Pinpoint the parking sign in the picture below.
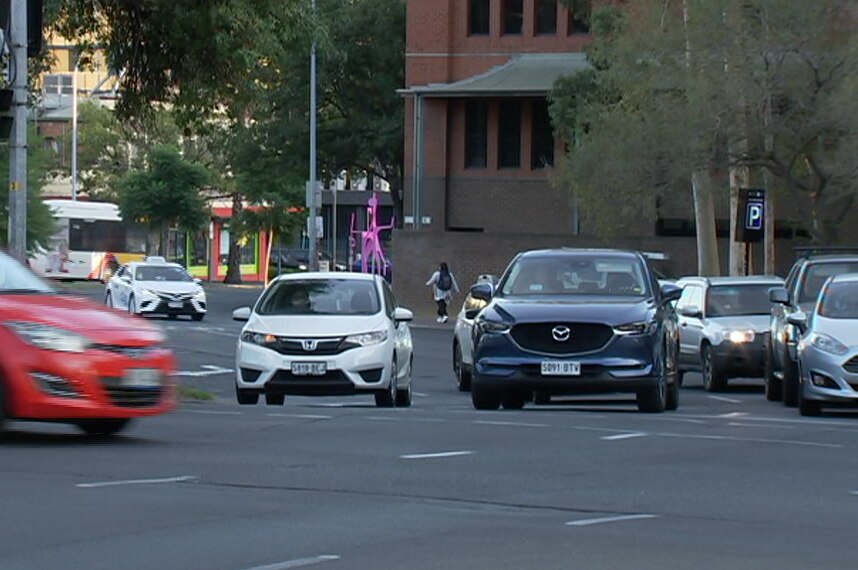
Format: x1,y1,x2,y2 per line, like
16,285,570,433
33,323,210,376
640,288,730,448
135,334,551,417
735,188,765,243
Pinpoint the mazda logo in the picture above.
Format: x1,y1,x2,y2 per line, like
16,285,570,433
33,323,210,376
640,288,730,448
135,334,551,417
301,340,319,352
552,326,571,342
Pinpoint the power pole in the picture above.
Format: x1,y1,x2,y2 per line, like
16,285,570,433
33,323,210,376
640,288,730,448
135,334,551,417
7,0,27,261
306,0,320,271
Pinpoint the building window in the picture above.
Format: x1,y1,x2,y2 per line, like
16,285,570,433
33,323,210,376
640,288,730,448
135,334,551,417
535,0,557,35
568,9,591,35
469,0,490,35
498,100,522,169
44,74,73,95
465,100,488,169
532,100,555,169
502,0,523,35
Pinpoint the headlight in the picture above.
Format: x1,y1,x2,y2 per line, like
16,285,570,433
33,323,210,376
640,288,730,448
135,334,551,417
477,320,511,334
722,330,755,344
193,289,206,300
614,321,655,335
241,331,277,346
345,330,388,346
464,296,488,312
811,334,848,356
6,322,91,353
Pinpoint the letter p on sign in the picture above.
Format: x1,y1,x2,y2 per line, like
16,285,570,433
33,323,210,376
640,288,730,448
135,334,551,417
746,203,763,231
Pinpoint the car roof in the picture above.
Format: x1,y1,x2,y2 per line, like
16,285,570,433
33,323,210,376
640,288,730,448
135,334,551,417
129,261,184,269
518,248,643,259
678,275,784,287
828,272,858,284
798,254,858,264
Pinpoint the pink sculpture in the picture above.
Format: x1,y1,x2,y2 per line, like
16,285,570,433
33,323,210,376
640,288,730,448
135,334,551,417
350,193,394,278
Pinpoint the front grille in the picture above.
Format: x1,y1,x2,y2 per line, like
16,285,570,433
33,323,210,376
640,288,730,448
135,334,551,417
510,323,614,355
270,337,359,356
100,377,163,408
267,369,355,396
153,300,195,313
92,344,156,359
844,356,858,374
156,292,193,302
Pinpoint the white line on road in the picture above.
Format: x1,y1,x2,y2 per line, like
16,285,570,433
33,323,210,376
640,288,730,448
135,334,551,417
729,422,795,429
77,475,197,489
709,396,743,404
180,410,242,416
601,432,647,441
413,392,429,397
267,413,332,420
658,432,841,448
718,411,748,417
242,555,341,570
174,366,234,377
473,420,548,428
566,514,659,527
400,450,474,460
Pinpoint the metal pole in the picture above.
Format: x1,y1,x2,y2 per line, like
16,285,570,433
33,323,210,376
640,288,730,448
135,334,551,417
71,58,79,201
332,182,337,270
307,0,319,271
8,0,28,261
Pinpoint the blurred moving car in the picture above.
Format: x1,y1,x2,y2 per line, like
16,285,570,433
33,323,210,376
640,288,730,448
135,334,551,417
269,248,347,273
233,272,414,407
468,249,682,413
675,276,784,391
105,256,207,321
789,273,858,416
767,250,858,406
452,274,497,392
0,251,177,436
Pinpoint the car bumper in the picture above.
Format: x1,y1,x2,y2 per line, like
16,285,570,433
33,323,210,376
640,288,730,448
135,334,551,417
711,339,766,378
236,340,394,396
138,295,207,315
799,346,858,405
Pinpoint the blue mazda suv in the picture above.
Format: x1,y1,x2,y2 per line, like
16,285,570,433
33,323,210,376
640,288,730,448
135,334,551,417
468,249,683,412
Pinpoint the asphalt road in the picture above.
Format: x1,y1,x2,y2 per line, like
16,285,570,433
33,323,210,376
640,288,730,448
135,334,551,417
2,282,858,569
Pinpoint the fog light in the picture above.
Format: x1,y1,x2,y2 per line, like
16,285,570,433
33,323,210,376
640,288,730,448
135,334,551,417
811,373,839,389
30,372,81,398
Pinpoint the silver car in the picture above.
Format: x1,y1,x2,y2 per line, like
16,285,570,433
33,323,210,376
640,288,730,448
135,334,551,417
452,274,497,391
676,276,784,391
790,273,858,416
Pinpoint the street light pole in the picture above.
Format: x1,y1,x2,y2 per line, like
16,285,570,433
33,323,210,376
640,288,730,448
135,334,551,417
7,0,28,261
307,0,319,272
71,56,80,201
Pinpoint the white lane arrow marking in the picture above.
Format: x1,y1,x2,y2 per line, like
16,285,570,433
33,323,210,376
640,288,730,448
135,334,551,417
601,432,647,441
400,450,474,460
242,555,341,570
566,514,659,527
77,475,197,489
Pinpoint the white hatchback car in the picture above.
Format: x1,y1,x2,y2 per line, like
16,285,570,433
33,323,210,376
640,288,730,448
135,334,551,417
233,272,414,407
106,257,207,320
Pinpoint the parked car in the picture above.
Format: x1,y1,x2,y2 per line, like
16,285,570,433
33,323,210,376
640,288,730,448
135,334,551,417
269,248,347,274
675,276,784,391
788,273,858,416
468,248,683,413
105,256,207,321
767,250,858,406
0,250,177,436
233,272,414,407
452,274,498,392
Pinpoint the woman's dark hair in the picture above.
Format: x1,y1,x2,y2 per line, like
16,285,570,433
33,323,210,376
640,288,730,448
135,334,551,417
440,262,449,272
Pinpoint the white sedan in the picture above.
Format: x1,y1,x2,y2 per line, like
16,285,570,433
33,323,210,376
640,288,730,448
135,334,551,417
452,274,496,391
105,257,207,320
233,272,414,408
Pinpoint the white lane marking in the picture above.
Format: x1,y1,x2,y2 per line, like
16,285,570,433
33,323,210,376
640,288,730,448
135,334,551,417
566,514,659,527
267,413,332,420
850,491,858,496
473,420,548,428
639,416,707,424
718,411,748,417
709,396,743,404
729,422,795,429
601,432,647,441
174,366,234,377
180,410,242,416
400,450,474,460
658,432,841,449
242,554,341,570
78,475,197,489
413,392,429,397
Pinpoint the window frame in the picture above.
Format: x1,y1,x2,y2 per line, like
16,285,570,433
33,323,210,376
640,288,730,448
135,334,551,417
465,99,489,169
468,0,491,36
534,0,557,35
502,0,524,35
498,100,522,169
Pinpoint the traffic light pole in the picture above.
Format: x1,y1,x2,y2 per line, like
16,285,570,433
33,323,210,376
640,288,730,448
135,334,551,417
7,0,27,261
307,0,319,272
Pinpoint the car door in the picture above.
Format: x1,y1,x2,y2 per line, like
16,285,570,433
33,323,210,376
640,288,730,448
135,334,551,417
112,265,131,309
382,281,412,382
771,264,800,370
677,284,705,368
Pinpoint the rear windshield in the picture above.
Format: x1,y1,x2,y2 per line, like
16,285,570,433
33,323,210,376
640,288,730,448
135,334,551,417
706,284,777,317
819,282,858,319
799,262,858,304
256,279,380,316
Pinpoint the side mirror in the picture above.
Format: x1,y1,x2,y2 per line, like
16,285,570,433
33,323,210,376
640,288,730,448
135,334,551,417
680,305,702,319
393,307,413,322
470,282,494,303
770,287,790,305
787,311,808,331
661,283,683,303
232,307,252,322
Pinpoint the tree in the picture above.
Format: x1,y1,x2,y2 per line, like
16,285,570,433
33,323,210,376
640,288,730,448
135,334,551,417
117,146,210,256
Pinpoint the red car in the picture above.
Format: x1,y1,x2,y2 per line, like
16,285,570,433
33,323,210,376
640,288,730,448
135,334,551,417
0,251,177,436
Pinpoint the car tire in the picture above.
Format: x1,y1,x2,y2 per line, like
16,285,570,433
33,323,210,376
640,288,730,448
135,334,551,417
105,292,113,308
76,418,131,437
702,345,727,392
395,357,413,408
192,313,205,322
471,378,501,410
764,339,783,402
265,393,285,406
533,392,551,405
236,387,259,405
128,295,136,316
375,357,397,408
666,376,680,411
637,375,667,413
501,392,526,410
453,342,471,392
782,347,799,407
677,370,684,388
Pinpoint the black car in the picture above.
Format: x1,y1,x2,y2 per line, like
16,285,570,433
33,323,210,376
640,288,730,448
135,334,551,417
468,248,683,412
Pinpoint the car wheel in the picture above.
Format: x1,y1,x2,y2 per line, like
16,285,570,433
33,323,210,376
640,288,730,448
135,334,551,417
702,345,727,392
533,392,551,405
265,393,285,406
236,387,259,405
471,377,501,410
128,295,137,315
192,313,205,322
782,347,799,407
666,376,680,411
76,418,131,437
375,357,397,408
453,342,471,392
637,375,666,413
395,357,413,408
501,392,526,410
105,292,113,308
764,339,782,402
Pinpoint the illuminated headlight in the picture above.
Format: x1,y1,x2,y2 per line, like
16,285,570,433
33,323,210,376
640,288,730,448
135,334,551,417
298,264,308,271
241,331,277,346
477,320,511,334
345,330,388,346
464,297,488,312
722,330,755,344
6,321,90,353
614,321,655,335
811,334,848,356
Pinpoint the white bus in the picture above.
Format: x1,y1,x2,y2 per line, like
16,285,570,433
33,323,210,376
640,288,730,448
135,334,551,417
30,200,148,281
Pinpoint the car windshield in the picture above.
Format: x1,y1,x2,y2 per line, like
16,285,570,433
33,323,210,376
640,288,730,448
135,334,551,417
705,284,775,317
818,282,858,319
799,261,858,304
499,255,648,297
0,252,55,294
135,265,194,282
256,279,380,315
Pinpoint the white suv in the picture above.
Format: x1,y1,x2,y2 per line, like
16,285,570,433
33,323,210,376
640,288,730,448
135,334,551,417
233,272,414,407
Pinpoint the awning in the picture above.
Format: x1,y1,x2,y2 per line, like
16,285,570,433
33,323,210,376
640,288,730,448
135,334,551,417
399,52,590,98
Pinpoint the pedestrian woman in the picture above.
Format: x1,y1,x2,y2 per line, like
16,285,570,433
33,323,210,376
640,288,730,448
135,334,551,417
426,262,459,323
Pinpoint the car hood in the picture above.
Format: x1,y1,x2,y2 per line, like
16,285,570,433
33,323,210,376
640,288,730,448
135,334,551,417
0,294,165,344
705,315,770,333
488,296,654,326
247,313,389,337
812,316,858,347
136,281,202,294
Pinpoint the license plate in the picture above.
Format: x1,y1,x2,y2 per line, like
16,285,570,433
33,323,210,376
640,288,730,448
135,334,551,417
541,361,581,376
291,362,327,376
168,301,183,308
123,368,162,387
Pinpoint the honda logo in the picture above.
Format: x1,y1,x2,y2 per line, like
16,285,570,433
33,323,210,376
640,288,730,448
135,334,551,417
552,326,571,342
301,339,319,352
